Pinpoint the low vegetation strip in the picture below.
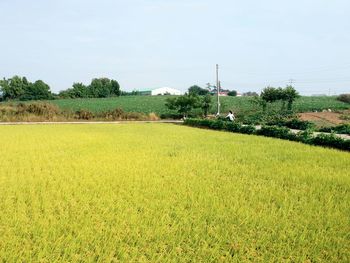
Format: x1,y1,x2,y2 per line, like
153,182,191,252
0,102,159,122
0,124,349,261
2,95,348,115
184,118,350,151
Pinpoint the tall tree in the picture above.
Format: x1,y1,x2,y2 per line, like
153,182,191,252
111,80,121,96
0,76,26,100
283,86,300,110
166,94,200,117
260,86,300,111
200,94,212,117
188,85,209,96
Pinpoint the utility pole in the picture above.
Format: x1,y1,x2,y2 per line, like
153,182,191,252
216,64,220,115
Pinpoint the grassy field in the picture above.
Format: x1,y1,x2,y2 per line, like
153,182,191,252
16,95,348,115
0,124,349,262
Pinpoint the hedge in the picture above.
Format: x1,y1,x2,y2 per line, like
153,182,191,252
183,118,350,152
267,118,315,130
318,123,350,135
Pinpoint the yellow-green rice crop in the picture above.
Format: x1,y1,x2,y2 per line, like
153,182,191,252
0,124,349,262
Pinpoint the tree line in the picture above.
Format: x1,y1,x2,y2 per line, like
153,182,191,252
0,76,52,101
166,85,300,117
256,86,300,111
59,78,120,99
0,75,121,101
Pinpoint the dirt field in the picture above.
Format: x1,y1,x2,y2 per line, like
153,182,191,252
299,110,350,127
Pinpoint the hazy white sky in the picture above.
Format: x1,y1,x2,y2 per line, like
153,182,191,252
1,0,349,95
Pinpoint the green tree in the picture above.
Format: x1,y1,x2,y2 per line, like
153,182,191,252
21,80,52,100
283,86,300,110
58,78,121,99
71,83,88,98
260,86,300,111
260,87,281,103
188,85,209,96
88,78,120,98
0,76,27,100
227,90,237,96
200,94,212,117
111,80,121,96
0,76,53,100
165,94,200,117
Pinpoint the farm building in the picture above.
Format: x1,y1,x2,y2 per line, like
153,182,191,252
139,87,183,96
210,88,230,96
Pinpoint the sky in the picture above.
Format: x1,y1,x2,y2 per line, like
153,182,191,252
0,0,349,95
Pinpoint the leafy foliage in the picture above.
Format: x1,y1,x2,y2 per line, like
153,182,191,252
166,94,213,117
188,85,209,96
200,94,212,117
227,90,237,96
165,94,200,117
267,118,315,130
184,118,350,151
59,78,121,99
0,76,52,101
318,123,350,135
260,86,300,111
337,94,350,103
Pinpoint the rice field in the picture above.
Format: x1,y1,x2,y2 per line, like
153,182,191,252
0,123,349,262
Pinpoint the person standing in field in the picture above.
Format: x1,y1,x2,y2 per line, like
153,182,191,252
226,110,235,121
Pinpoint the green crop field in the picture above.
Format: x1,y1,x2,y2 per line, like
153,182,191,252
0,124,349,262
20,95,349,115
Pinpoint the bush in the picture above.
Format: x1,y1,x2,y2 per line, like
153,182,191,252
239,125,256,134
124,112,146,120
284,119,315,130
318,124,350,135
183,118,350,152
101,108,124,120
148,112,159,121
209,120,225,130
257,126,295,140
267,118,315,130
296,130,314,144
317,126,333,133
333,124,350,135
198,119,212,127
184,118,255,134
227,90,237,96
337,94,350,103
310,134,350,151
160,113,185,119
226,122,242,132
75,109,94,120
15,102,60,117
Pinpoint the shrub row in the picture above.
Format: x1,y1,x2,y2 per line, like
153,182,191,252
184,118,256,134
70,108,159,121
0,103,159,121
318,123,350,135
184,118,350,151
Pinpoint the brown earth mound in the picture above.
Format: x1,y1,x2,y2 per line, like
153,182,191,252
299,110,350,126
